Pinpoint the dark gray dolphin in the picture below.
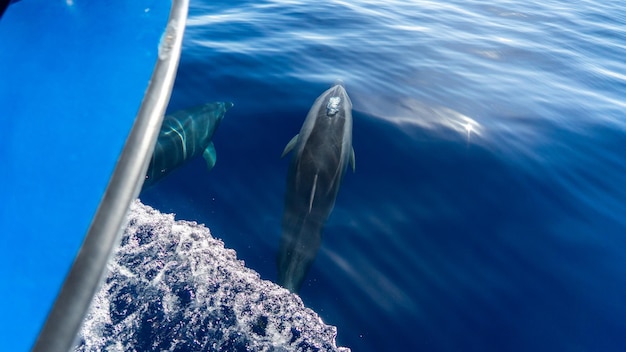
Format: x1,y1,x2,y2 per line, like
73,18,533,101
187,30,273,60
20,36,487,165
277,82,355,293
143,101,233,189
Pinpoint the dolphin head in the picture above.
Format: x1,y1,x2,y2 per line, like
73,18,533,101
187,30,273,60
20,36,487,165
322,83,351,119
193,101,233,139
199,101,233,121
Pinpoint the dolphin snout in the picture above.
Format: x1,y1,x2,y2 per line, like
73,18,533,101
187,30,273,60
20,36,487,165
333,79,345,88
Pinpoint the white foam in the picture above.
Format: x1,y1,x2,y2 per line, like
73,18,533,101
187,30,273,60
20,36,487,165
76,199,349,351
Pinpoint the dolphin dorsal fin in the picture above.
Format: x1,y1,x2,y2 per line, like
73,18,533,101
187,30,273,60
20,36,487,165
350,147,356,172
281,134,299,158
203,142,217,171
309,173,318,213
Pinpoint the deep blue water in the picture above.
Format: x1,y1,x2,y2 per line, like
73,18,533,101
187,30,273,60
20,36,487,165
141,0,626,351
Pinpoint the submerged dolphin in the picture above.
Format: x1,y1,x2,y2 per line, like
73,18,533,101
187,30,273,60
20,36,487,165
142,101,233,189
277,82,355,293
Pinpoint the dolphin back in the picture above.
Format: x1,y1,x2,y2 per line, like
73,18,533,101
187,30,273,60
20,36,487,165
277,83,353,293
143,101,233,189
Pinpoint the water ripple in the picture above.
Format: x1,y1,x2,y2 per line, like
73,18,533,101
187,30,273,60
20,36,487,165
150,1,626,350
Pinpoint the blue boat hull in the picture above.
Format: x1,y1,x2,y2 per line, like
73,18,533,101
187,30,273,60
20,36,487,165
0,0,187,350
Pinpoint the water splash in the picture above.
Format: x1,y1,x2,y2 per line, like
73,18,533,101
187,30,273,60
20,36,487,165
76,200,349,352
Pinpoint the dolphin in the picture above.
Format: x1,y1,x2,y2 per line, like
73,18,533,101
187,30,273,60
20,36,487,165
277,82,355,293
142,101,233,189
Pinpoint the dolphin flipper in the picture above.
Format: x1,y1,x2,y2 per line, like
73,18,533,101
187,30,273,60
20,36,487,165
203,142,217,171
350,147,356,172
281,134,299,158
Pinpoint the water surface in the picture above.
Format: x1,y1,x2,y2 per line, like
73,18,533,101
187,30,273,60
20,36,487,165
142,0,626,350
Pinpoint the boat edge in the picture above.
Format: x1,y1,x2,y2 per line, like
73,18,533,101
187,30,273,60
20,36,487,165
31,0,189,350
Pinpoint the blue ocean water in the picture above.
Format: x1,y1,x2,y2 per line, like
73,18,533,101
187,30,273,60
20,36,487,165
141,0,626,351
